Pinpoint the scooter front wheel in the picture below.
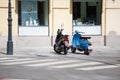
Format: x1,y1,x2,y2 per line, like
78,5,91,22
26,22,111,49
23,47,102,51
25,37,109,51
71,46,76,53
54,44,61,54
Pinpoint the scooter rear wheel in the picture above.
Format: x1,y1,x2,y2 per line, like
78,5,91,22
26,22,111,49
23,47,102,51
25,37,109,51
84,49,89,55
64,46,68,55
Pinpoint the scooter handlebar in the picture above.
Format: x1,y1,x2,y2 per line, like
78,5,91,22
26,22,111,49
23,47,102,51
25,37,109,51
72,32,85,35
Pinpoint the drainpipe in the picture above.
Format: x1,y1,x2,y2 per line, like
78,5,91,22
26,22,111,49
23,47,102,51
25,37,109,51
51,0,54,46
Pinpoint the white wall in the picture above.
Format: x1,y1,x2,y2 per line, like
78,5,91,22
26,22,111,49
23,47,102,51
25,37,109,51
106,0,120,35
106,0,120,48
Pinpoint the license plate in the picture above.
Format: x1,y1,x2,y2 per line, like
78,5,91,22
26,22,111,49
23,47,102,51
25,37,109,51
88,46,92,49
88,46,93,52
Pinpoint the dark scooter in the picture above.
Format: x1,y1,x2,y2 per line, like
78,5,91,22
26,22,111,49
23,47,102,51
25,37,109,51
54,28,69,55
71,30,92,55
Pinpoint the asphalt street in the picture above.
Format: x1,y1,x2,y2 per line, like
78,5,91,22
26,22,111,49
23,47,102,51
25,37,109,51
0,56,120,80
0,46,120,80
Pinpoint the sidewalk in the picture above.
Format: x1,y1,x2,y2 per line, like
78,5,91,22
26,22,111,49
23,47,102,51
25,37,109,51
0,46,120,57
0,46,120,65
0,46,53,57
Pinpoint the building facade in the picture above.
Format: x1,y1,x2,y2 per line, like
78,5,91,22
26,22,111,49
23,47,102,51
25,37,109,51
0,0,120,49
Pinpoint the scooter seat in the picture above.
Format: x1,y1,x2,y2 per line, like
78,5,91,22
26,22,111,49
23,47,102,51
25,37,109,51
81,37,91,39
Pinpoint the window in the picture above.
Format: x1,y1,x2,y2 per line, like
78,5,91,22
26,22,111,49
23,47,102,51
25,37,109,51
18,0,48,26
18,0,49,36
73,0,102,26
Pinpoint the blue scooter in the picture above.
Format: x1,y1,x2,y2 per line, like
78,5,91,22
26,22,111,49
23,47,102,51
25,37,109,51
71,30,92,55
